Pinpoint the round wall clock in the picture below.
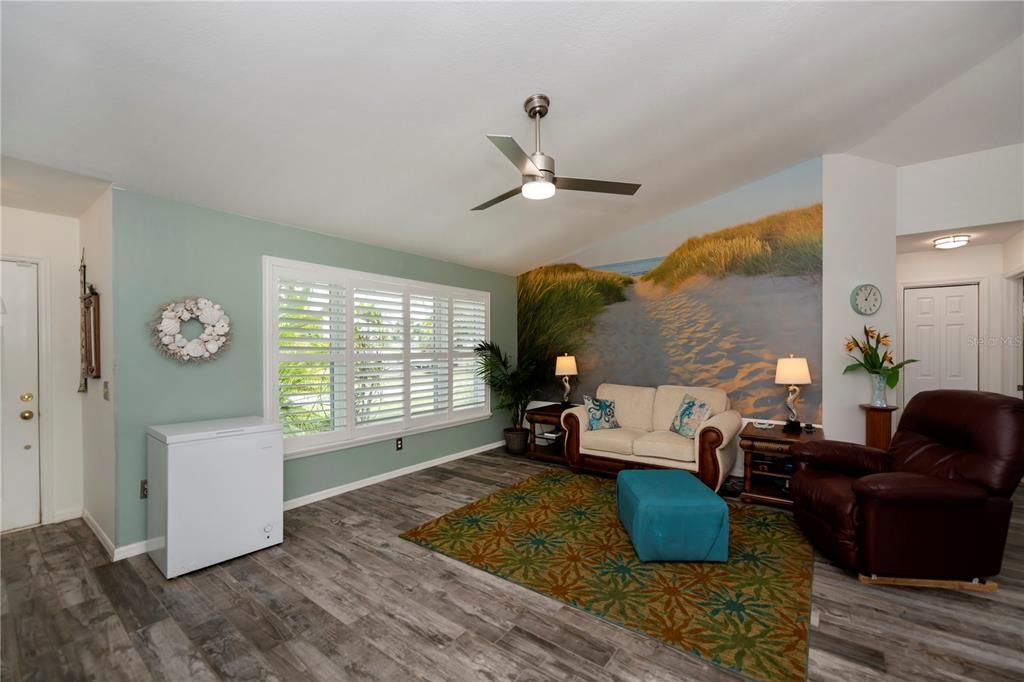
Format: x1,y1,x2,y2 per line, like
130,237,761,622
850,283,882,315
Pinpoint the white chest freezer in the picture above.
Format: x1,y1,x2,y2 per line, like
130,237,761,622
146,416,283,578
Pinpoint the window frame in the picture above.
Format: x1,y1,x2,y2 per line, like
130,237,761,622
262,256,491,460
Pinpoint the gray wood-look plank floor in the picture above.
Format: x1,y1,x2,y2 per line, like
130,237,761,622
2,450,1023,681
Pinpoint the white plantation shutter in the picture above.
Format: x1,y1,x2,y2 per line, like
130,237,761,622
264,258,490,456
353,286,405,428
409,294,450,419
452,299,488,411
276,278,347,436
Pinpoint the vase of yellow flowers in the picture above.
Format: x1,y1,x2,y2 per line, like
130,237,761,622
843,326,917,407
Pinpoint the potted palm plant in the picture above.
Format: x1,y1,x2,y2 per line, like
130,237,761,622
474,341,538,454
843,326,917,407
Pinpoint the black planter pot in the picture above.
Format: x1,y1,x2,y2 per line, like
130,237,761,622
504,427,529,455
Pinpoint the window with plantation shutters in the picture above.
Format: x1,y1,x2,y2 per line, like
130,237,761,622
277,278,347,438
452,299,488,411
409,294,450,418
263,257,490,458
352,286,406,427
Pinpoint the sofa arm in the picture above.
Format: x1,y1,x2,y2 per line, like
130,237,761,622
789,440,890,476
561,405,588,433
853,472,987,504
562,406,588,469
695,410,742,492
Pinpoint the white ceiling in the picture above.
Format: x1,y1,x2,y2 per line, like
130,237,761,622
3,2,1022,275
896,221,1023,254
851,35,1024,166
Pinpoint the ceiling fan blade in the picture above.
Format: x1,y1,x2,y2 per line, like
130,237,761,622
470,187,521,211
555,177,641,195
487,135,542,176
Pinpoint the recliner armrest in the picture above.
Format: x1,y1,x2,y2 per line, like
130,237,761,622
789,440,890,476
853,472,987,504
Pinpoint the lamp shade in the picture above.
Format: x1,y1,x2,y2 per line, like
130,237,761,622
775,356,811,385
555,354,578,376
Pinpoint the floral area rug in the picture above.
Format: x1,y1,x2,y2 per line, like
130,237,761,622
401,469,812,682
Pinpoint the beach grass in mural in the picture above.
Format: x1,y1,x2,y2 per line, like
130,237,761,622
644,204,822,287
517,264,633,389
401,470,813,682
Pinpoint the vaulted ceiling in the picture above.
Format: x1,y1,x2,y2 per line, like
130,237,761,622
3,2,1022,274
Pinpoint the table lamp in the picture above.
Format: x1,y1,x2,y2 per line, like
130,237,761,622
775,355,811,433
555,354,578,406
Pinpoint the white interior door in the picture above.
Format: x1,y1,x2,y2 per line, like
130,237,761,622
1,260,41,532
903,284,979,406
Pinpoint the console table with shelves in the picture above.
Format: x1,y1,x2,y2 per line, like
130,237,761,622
739,422,824,508
525,403,576,464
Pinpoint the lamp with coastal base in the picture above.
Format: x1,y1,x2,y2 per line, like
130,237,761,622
555,354,578,406
775,355,811,434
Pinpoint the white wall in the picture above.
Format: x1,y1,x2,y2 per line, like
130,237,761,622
898,243,1004,281
1004,228,1024,274
79,188,117,548
897,144,1024,236
822,154,898,443
1,206,84,522
1000,229,1024,399
897,243,1010,397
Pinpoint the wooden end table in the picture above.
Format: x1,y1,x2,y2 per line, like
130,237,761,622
525,403,575,464
739,422,824,508
859,404,898,450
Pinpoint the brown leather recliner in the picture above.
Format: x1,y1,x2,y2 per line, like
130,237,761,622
789,390,1024,581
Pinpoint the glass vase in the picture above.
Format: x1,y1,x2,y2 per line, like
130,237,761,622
869,373,888,407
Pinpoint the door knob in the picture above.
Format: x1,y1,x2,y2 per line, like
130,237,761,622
19,410,34,420
19,392,33,402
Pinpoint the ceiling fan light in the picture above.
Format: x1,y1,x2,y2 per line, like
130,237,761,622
522,178,556,201
933,235,970,250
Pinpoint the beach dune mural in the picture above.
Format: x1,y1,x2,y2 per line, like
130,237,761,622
518,159,823,422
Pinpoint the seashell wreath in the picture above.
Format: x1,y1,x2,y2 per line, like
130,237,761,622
152,297,231,362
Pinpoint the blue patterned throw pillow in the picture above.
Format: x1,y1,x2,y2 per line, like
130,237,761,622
670,393,712,438
584,395,620,431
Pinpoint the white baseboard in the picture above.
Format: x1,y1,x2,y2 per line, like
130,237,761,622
98,440,504,562
112,538,157,562
283,440,504,511
81,508,117,561
84,508,154,562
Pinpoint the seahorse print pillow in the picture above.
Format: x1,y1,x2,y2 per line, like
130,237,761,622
670,393,712,438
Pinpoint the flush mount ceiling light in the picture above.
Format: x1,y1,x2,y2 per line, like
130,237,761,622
471,94,641,210
933,235,971,250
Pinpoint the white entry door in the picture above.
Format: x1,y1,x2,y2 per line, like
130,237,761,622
903,284,979,406
1,260,41,531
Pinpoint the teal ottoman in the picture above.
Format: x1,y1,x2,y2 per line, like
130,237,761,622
617,470,728,562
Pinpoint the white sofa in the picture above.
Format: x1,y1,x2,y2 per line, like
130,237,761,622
561,383,742,491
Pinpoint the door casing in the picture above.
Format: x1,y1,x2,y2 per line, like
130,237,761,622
1,255,61,530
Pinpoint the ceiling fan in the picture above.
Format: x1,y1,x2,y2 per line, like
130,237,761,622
471,94,641,211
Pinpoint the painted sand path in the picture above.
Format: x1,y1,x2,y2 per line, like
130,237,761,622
576,275,823,422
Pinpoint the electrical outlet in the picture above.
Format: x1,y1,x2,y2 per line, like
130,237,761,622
103,381,110,401
396,437,403,451
140,479,148,499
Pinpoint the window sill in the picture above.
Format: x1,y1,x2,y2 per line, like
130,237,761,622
282,412,494,461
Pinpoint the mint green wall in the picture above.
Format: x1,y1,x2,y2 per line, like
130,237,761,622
112,190,516,546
